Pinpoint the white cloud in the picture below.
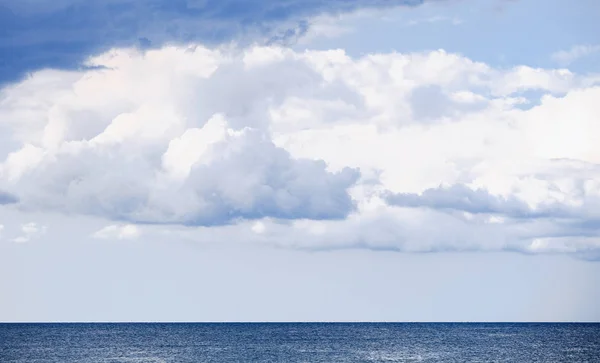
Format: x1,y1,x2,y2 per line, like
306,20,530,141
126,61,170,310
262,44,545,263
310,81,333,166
0,145,45,181
11,222,48,243
161,114,231,180
1,44,600,257
528,237,600,255
0,46,359,225
251,221,267,234
552,44,600,65
93,224,141,240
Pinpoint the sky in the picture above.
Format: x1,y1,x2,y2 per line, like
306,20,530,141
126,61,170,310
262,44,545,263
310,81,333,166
0,0,599,322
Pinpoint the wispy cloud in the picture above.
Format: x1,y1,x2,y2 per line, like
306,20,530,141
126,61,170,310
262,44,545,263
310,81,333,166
93,224,141,240
551,44,600,65
12,222,47,243
406,15,462,26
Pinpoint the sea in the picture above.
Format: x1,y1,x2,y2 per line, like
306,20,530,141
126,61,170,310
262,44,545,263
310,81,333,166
1,323,599,362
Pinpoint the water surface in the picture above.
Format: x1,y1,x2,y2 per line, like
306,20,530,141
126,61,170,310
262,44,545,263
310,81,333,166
1,323,599,362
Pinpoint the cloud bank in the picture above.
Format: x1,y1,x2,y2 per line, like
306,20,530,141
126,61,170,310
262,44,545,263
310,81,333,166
1,42,599,258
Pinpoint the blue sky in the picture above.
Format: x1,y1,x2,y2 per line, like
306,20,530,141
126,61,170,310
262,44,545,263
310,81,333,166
1,0,600,322
300,0,600,70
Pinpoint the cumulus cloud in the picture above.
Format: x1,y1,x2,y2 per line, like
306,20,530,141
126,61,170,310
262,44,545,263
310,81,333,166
93,224,141,240
1,43,600,257
0,47,360,225
0,0,425,84
7,116,359,225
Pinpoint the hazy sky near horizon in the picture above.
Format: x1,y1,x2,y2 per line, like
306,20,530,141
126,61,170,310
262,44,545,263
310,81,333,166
1,0,600,322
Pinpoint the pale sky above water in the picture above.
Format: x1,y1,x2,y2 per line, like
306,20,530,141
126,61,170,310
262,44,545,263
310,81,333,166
1,0,599,322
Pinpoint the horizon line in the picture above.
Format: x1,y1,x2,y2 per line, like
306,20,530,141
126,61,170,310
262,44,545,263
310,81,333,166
2,321,599,324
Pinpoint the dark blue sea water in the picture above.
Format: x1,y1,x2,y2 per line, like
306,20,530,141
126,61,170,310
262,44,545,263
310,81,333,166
1,323,599,362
